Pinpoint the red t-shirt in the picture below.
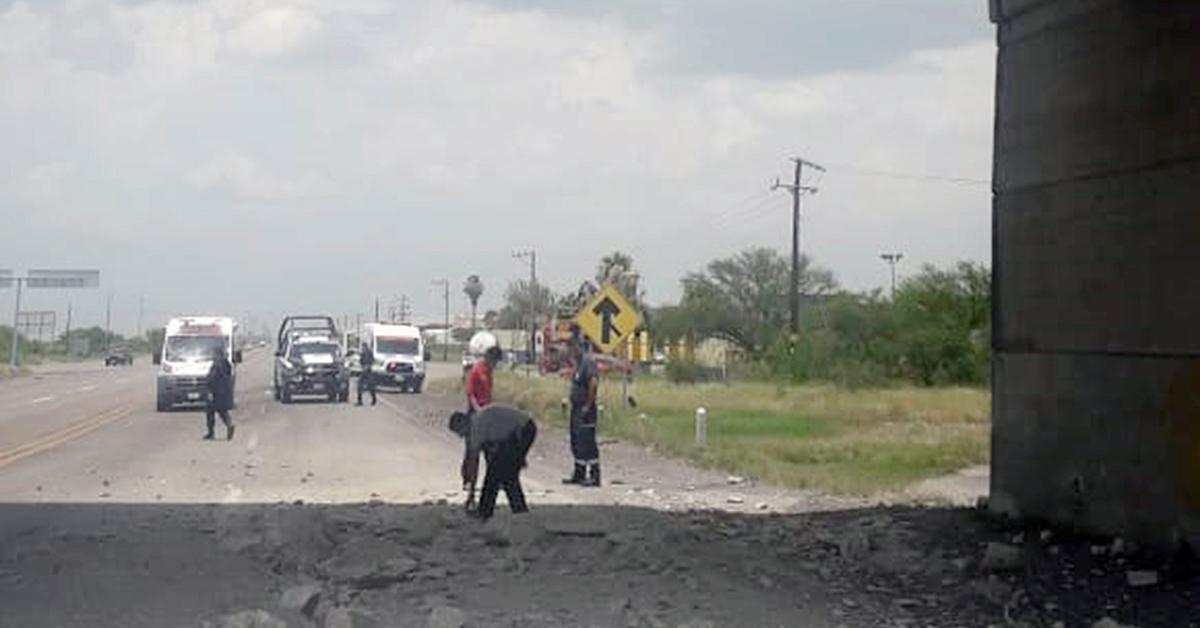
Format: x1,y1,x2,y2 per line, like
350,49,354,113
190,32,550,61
465,361,492,408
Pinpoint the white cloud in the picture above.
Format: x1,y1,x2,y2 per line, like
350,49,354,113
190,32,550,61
188,152,333,201
0,2,51,59
0,0,995,330
224,7,322,58
113,1,328,76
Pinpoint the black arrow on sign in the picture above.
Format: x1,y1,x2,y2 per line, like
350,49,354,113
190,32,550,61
593,297,622,345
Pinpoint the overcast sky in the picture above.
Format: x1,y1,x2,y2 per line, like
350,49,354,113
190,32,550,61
1,0,995,335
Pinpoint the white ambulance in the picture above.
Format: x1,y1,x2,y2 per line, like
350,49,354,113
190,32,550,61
362,323,428,393
154,316,241,411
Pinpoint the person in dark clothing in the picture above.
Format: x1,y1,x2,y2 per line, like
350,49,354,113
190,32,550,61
449,403,538,521
563,333,600,487
356,342,376,406
205,347,235,441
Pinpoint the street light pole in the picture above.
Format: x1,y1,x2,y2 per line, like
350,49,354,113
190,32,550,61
432,279,449,361
880,252,904,299
64,302,72,357
513,249,537,375
105,291,113,351
9,278,23,367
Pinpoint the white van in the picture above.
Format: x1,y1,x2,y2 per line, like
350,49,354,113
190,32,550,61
362,323,428,393
154,316,241,411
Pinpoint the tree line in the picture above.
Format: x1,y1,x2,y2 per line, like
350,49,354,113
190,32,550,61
489,247,990,388
0,325,160,362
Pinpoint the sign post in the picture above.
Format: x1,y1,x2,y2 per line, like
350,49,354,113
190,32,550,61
574,284,643,408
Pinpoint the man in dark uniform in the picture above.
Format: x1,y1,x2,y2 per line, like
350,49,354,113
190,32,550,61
449,404,538,521
205,347,235,441
563,332,600,487
356,341,376,406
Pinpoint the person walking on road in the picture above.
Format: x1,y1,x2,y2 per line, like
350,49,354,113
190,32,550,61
204,347,235,441
356,342,376,406
563,332,601,487
449,403,538,521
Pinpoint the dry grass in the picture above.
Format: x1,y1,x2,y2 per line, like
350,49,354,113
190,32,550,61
0,365,32,380
430,374,991,495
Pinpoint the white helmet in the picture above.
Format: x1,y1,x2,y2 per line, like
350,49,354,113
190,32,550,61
468,331,498,356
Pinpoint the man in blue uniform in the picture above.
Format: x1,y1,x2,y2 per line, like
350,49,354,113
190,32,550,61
562,332,600,487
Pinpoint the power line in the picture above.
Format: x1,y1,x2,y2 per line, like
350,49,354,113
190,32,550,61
623,189,777,250
823,163,989,186
708,194,779,231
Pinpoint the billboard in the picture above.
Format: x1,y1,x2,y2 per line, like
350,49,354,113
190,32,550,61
26,269,100,289
0,269,12,289
16,311,56,340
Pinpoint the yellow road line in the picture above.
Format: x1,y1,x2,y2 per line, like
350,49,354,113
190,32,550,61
0,405,133,469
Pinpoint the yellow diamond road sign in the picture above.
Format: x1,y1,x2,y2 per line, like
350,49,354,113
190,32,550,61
574,284,642,354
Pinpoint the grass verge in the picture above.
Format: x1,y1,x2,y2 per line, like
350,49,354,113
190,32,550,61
434,373,991,496
0,365,32,380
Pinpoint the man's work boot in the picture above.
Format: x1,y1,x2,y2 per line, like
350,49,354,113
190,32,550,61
226,424,235,441
562,463,586,485
582,463,601,488
203,432,215,441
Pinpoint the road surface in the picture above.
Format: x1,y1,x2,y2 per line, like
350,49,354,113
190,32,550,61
0,352,1193,628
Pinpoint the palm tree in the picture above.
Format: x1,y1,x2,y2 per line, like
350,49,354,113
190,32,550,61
463,275,484,332
595,250,642,309
595,251,634,287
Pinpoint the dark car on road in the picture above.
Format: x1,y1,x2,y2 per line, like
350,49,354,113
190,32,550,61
104,345,133,367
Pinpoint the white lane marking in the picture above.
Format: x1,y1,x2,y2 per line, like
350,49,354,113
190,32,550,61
31,396,54,404
79,385,96,392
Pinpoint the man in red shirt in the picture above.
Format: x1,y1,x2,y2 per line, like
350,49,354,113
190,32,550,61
465,345,502,412
461,345,503,511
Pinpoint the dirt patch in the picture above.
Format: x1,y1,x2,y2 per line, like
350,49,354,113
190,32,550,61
7,502,1194,628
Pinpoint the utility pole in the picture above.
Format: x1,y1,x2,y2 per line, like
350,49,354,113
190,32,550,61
773,158,823,339
513,249,537,374
880,252,904,299
431,280,449,360
374,298,380,323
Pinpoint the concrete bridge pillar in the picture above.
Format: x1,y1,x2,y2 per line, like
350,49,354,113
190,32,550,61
990,0,1200,546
